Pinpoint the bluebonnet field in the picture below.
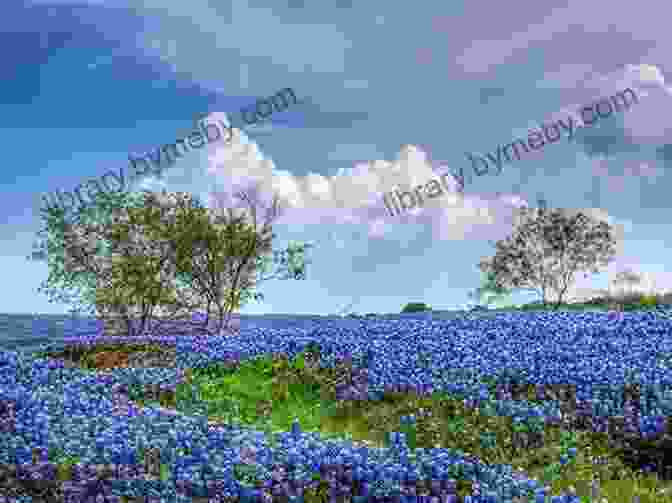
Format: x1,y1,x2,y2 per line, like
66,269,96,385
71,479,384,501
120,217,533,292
2,309,672,502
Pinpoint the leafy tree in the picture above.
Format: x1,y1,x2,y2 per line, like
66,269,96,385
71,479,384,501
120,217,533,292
105,186,314,336
29,184,316,337
34,190,213,337
478,206,617,309
62,189,290,337
89,191,218,338
166,184,316,334
137,189,269,335
401,302,431,313
26,189,153,317
92,253,187,338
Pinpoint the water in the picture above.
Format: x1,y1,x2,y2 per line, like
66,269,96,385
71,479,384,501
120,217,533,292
0,313,99,356
0,312,354,357
0,310,488,358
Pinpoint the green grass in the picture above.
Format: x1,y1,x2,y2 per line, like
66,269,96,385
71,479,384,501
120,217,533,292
34,342,672,502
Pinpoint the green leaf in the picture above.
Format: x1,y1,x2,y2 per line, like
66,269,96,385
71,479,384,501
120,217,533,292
293,354,306,371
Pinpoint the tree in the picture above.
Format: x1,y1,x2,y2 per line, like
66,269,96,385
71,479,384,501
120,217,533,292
26,189,152,317
92,252,189,338
86,191,222,338
198,183,316,333
47,184,316,337
468,270,514,309
139,189,271,335
59,189,261,337
42,190,208,337
478,206,617,309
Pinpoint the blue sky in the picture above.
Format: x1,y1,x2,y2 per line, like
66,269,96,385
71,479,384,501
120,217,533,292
4,0,672,316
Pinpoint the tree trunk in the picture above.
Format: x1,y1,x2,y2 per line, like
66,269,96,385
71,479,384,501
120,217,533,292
96,303,145,338
99,311,128,338
97,301,242,338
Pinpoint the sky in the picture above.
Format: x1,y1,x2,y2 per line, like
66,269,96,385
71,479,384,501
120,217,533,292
3,0,672,316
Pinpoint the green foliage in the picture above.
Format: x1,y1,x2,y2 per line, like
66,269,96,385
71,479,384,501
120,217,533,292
29,187,316,328
112,192,264,319
191,361,241,381
94,255,181,308
159,197,262,307
92,234,187,335
401,302,431,313
27,189,151,316
185,350,329,435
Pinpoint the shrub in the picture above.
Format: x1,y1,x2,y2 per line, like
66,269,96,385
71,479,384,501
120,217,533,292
401,302,431,313
640,295,659,308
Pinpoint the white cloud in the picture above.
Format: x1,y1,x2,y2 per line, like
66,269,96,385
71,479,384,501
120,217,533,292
130,109,631,253
201,127,532,243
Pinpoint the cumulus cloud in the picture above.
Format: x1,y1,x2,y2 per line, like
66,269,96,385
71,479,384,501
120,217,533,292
127,106,630,289
130,105,630,258
202,128,533,244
